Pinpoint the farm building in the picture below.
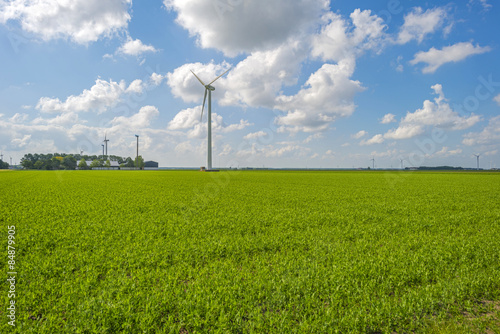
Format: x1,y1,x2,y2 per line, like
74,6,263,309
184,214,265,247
144,161,159,169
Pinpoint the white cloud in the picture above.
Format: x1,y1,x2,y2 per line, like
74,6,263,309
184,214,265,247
360,134,384,145
32,112,80,126
9,113,29,123
167,62,231,104
164,0,328,56
275,58,365,133
244,131,267,140
384,124,424,140
494,94,500,106
311,9,387,62
410,42,491,74
35,76,164,114
352,130,367,139
383,84,481,140
396,7,449,44
168,107,202,131
117,37,158,56
434,146,463,157
463,116,500,146
0,0,132,44
111,106,160,128
11,134,31,148
303,133,323,144
322,149,335,159
221,42,307,108
469,0,492,11
168,106,251,139
380,113,396,124
150,73,166,86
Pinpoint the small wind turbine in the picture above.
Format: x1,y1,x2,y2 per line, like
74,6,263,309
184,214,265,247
371,157,375,169
190,67,230,170
135,135,139,159
473,154,480,170
103,134,109,159
400,159,404,169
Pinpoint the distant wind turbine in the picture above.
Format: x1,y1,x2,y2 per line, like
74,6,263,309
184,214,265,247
190,67,230,170
103,134,110,158
473,154,480,170
400,159,404,169
371,157,375,169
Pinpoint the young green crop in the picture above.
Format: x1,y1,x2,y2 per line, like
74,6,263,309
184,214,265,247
1,170,499,333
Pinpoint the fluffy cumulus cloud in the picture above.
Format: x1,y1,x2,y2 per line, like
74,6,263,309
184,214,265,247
396,7,449,44
352,130,367,139
360,134,384,146
111,105,159,128
410,42,491,73
494,94,500,106
0,0,132,44
311,9,387,62
168,106,251,139
164,0,329,56
117,37,158,56
463,116,500,146
165,5,461,137
220,42,307,108
167,62,231,104
434,146,463,157
375,84,481,143
380,113,396,124
36,73,164,114
275,59,365,133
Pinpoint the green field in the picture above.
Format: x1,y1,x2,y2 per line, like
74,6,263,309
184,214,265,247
1,170,500,333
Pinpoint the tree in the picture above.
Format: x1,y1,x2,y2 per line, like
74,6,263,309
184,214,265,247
89,159,103,169
124,157,135,168
104,160,111,168
62,155,77,170
0,160,9,169
78,159,89,170
51,157,62,170
34,160,44,170
135,155,145,170
21,159,33,169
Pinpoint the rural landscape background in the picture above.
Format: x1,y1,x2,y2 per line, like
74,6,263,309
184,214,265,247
1,0,500,333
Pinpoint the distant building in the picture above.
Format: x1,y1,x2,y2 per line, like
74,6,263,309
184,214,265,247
144,161,159,169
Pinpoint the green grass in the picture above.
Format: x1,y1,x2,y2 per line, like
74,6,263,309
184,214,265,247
1,170,499,333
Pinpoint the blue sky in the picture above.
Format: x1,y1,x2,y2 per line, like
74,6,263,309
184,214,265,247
0,0,499,168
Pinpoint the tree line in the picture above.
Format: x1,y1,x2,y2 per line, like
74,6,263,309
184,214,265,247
0,160,9,169
20,153,145,170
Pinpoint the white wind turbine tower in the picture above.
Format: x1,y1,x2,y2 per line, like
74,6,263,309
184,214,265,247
190,68,230,171
473,154,480,170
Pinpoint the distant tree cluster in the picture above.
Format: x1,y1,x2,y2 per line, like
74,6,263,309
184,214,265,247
0,159,9,169
20,153,143,170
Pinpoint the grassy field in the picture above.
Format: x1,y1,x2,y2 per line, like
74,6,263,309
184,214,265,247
1,170,499,333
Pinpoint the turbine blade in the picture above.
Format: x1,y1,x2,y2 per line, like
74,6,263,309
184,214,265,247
208,68,231,86
200,88,207,121
190,70,206,86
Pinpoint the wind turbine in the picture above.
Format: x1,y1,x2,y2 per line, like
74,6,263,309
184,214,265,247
371,157,375,169
190,67,230,170
473,154,480,170
103,134,109,159
135,135,139,160
400,159,404,169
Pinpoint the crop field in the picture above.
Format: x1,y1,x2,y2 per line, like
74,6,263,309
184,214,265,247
1,170,500,333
